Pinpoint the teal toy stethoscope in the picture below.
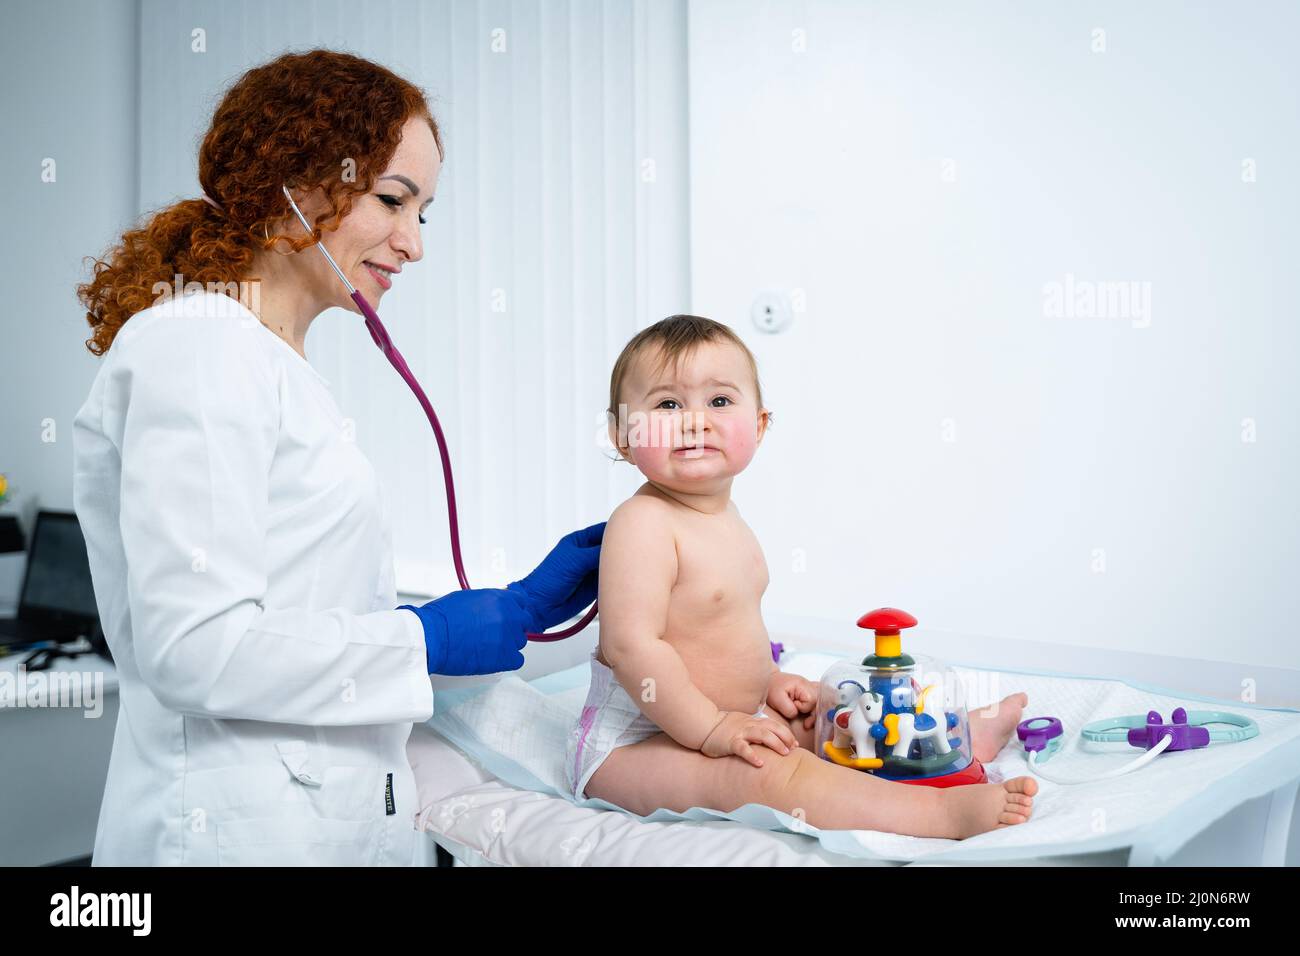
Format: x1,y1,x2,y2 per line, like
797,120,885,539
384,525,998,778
1016,707,1260,784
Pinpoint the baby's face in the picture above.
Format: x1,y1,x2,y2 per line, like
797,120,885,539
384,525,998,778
611,340,769,491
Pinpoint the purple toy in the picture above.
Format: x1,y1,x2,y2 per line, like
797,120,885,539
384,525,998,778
1128,707,1211,752
1016,716,1063,753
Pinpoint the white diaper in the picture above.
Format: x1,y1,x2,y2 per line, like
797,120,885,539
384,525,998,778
563,650,768,800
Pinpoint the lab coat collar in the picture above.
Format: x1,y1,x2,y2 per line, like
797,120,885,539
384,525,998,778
178,290,332,388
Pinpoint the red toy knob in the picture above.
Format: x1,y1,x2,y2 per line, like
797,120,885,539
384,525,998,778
856,607,918,636
857,608,917,662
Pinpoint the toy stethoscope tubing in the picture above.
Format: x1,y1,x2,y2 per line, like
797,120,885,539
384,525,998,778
1027,733,1175,784
280,185,596,642
1018,711,1260,785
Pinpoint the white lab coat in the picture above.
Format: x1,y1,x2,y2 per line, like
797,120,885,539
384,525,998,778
72,290,433,866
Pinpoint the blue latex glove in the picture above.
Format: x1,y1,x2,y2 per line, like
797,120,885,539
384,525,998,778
505,522,605,633
400,589,531,676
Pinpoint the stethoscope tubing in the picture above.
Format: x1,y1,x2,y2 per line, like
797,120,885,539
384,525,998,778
281,186,597,641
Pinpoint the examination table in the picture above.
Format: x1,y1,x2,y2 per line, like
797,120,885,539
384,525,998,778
407,616,1300,867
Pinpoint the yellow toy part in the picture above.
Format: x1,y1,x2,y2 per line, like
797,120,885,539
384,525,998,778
822,742,883,770
915,682,937,715
882,712,899,746
875,632,901,659
0,474,7,498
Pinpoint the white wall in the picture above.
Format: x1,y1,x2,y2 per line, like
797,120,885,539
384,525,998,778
688,0,1299,669
6,1,1295,673
0,0,138,531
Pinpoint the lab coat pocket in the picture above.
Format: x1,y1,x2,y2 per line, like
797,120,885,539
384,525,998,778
216,815,380,866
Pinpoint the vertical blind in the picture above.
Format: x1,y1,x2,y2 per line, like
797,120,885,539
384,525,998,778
137,0,690,595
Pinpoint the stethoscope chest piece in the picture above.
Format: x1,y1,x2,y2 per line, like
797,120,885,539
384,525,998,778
1016,716,1064,763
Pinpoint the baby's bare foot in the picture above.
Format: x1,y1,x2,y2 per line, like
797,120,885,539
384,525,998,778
940,776,1038,839
969,692,1028,763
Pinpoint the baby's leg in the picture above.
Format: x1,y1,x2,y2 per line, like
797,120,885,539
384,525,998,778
586,733,1036,838
969,692,1029,763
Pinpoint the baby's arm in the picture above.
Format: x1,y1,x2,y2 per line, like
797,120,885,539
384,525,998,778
598,497,795,764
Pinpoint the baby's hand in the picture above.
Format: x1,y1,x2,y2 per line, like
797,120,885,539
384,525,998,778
767,672,818,731
700,712,798,767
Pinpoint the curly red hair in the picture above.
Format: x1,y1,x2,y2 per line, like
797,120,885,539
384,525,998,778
77,49,443,356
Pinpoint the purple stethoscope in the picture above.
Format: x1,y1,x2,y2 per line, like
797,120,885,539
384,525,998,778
1015,707,1259,784
280,185,596,642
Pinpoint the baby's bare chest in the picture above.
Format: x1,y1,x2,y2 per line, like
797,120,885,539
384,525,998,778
662,514,772,711
667,518,770,626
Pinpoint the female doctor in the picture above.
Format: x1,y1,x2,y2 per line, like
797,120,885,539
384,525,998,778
71,50,601,866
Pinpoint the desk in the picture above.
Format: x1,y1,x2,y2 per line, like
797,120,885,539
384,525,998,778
0,645,118,866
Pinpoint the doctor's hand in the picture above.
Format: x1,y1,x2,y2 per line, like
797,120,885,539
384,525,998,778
400,589,531,676
505,522,605,632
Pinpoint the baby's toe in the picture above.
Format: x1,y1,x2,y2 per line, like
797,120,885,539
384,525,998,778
1004,798,1033,818
1004,775,1038,797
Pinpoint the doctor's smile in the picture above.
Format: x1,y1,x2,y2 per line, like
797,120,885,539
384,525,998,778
363,260,398,290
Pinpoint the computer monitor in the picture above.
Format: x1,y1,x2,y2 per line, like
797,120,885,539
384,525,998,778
17,511,100,631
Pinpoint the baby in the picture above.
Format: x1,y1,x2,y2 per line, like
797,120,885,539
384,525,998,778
564,315,1038,838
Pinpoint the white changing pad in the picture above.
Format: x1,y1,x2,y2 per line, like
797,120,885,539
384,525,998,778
419,654,1300,864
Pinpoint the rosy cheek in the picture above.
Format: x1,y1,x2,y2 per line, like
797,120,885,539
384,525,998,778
718,419,758,465
628,435,673,476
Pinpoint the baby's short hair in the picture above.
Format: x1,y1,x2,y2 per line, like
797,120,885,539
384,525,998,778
607,314,766,419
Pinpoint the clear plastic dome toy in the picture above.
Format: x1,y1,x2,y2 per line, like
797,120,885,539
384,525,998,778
813,608,987,787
